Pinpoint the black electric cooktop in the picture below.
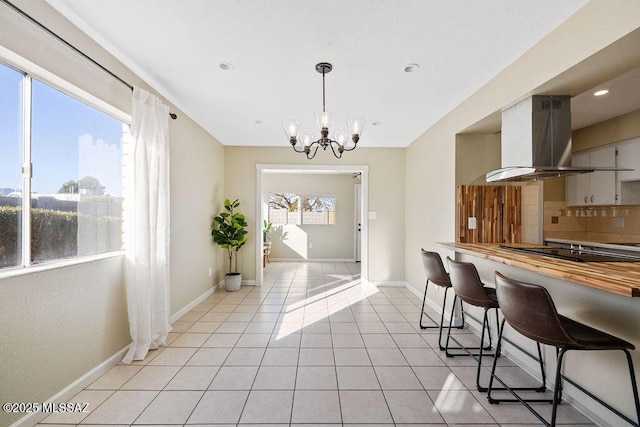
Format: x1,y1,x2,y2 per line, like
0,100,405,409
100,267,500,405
499,245,640,263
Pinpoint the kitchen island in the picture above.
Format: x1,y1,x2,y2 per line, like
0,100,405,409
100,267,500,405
438,242,640,297
436,242,640,426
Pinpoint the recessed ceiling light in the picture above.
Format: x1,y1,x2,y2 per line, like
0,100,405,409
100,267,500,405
593,89,609,97
404,63,420,73
219,62,234,71
372,121,382,126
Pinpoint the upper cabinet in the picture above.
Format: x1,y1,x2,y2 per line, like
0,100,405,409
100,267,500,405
566,137,640,206
617,137,640,182
566,145,616,206
616,137,640,205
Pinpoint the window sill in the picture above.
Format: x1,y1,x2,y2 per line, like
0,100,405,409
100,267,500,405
0,251,125,280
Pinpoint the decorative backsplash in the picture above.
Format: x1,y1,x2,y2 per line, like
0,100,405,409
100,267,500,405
457,185,522,244
544,201,640,243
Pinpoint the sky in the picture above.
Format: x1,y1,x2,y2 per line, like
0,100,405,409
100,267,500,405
0,62,124,198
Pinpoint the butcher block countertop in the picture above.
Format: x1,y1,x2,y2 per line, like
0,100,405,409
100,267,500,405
438,242,640,298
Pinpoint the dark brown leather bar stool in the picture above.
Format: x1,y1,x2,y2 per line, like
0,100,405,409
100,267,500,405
490,272,640,427
446,258,548,393
446,257,499,390
419,249,463,350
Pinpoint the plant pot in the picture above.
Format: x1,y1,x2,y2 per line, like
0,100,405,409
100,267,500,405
225,272,242,292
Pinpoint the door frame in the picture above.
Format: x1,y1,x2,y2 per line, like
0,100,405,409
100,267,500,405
255,164,369,285
354,183,362,262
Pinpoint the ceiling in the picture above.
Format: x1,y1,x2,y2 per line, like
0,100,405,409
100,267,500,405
47,0,590,148
571,65,640,130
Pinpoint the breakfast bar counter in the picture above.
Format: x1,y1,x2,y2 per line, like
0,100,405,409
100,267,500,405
435,242,640,425
437,242,640,297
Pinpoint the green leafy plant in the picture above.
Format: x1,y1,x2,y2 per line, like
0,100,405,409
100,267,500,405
211,199,249,274
0,206,122,268
263,220,273,242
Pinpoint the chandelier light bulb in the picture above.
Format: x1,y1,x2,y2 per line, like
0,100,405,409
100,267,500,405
282,118,301,141
334,129,348,147
348,116,365,137
299,132,312,148
315,111,335,130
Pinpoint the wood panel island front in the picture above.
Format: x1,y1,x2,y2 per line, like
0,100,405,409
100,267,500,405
435,242,640,426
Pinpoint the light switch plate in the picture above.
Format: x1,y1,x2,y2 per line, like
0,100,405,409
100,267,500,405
468,217,477,230
368,211,377,220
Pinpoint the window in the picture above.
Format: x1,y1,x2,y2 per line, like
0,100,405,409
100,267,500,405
269,192,336,225
0,61,126,270
0,64,23,269
269,192,300,225
302,194,336,225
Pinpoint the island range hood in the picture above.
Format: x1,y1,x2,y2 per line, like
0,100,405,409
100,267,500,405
485,95,623,182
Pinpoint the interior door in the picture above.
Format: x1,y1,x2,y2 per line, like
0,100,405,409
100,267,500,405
355,184,362,262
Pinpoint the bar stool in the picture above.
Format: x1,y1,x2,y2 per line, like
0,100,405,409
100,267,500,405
419,249,463,350
446,258,548,393
490,272,640,427
445,257,500,390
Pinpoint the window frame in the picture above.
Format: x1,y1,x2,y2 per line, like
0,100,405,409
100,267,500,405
301,193,336,225
268,192,336,226
0,47,131,278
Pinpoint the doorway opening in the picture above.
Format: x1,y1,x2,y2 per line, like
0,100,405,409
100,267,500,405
255,164,369,285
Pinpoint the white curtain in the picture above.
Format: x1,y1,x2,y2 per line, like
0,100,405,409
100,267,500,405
122,87,171,363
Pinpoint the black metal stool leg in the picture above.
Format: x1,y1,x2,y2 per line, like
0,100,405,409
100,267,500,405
445,297,493,358
420,283,464,351
487,318,550,405
476,308,491,391
624,349,640,426
437,287,450,350
557,348,640,427
495,308,501,357
419,280,433,329
554,347,562,403
551,348,568,427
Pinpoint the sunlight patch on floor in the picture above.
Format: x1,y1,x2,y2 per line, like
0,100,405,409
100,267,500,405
273,274,380,340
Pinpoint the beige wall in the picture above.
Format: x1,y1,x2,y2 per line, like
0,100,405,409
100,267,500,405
574,108,640,152
169,116,226,313
225,147,405,282
407,1,640,422
264,174,356,261
455,133,501,185
0,1,225,425
407,0,640,288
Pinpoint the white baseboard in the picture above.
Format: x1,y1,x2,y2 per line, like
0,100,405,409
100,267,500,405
14,284,223,427
170,282,220,323
269,258,356,263
366,280,408,287
11,346,129,427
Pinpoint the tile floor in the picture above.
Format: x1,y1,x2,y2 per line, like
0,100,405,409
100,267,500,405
39,262,595,426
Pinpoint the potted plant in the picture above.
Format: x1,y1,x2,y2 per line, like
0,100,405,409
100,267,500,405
263,220,273,263
263,219,273,243
211,199,248,291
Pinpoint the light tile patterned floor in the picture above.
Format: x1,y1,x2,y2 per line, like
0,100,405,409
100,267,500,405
39,262,595,426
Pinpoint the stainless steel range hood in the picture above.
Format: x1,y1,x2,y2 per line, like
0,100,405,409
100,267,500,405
485,95,623,182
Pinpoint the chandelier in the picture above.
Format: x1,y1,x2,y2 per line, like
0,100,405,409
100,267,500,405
283,62,365,159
